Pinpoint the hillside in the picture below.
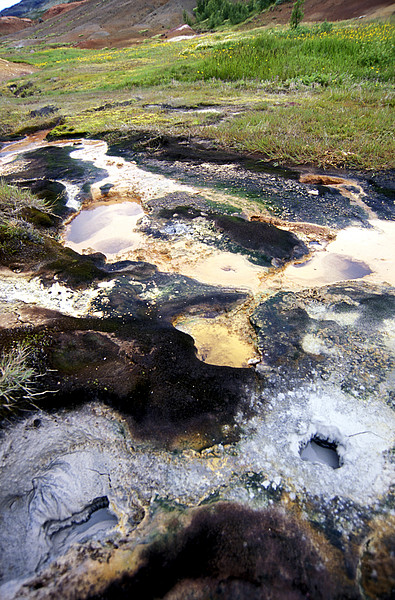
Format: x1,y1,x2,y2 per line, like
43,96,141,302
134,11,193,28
1,0,198,47
247,0,395,26
0,0,84,19
1,0,393,49
0,15,33,34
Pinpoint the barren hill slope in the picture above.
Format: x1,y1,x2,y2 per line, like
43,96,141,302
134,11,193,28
0,0,84,18
2,0,394,48
0,15,33,34
2,0,197,47
248,0,395,26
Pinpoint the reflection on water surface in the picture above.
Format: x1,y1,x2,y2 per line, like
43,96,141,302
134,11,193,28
64,201,145,259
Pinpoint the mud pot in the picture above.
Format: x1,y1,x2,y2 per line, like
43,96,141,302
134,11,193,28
0,133,394,600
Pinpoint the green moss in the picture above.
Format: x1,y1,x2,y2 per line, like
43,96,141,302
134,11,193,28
20,207,56,228
44,253,104,284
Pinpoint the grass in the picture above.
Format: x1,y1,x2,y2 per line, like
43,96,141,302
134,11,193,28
0,180,51,217
202,88,394,168
0,343,37,417
156,22,394,85
0,20,394,169
0,181,53,261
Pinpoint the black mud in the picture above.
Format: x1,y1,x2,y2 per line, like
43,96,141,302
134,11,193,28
90,503,355,600
1,309,256,447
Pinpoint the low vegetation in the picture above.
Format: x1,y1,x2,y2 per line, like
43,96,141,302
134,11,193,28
0,18,394,169
290,0,304,29
0,181,52,259
0,180,50,217
185,0,279,29
0,343,37,417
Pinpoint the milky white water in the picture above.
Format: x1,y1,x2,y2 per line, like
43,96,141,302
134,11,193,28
69,139,196,203
2,135,394,291
269,220,395,289
64,201,146,258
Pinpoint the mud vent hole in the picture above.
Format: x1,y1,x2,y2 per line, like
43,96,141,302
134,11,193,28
50,496,118,555
300,436,341,469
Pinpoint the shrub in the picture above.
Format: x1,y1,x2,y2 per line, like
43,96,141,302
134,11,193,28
290,0,304,29
320,20,333,34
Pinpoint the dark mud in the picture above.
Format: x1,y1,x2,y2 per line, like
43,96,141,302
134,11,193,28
4,146,107,187
143,191,308,267
1,308,256,447
109,136,395,225
89,503,352,600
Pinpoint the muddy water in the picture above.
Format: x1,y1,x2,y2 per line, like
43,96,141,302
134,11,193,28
62,138,395,368
174,304,259,368
63,139,394,289
0,130,52,157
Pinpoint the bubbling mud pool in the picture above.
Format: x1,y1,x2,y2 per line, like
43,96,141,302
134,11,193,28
0,381,394,593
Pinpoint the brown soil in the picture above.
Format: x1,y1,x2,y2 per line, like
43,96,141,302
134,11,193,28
1,0,394,52
247,0,395,27
41,0,89,21
0,57,37,82
0,16,32,35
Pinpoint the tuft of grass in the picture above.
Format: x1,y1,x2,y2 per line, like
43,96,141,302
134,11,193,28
0,180,51,218
201,88,395,168
0,181,55,261
0,343,37,417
